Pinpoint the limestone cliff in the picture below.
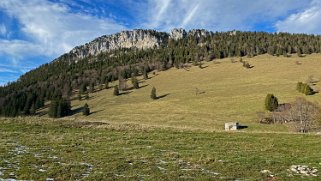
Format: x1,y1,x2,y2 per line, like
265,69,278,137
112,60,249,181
59,28,212,62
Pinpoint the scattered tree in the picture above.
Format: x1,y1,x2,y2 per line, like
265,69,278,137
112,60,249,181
151,87,157,100
289,98,320,133
82,103,90,116
113,86,119,96
131,77,139,89
265,94,278,112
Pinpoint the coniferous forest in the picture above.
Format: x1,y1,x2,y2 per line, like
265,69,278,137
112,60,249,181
1,30,321,117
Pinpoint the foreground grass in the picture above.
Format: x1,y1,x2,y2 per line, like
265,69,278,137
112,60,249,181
1,118,321,180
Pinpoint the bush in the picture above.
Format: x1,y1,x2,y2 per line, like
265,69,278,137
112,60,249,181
113,86,119,96
297,82,314,95
131,77,139,89
83,103,90,116
150,87,157,100
265,94,278,112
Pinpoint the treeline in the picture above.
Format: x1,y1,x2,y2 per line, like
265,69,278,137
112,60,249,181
1,30,321,117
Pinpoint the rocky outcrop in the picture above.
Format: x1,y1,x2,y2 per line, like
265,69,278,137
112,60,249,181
69,29,169,60
59,28,213,62
170,28,187,40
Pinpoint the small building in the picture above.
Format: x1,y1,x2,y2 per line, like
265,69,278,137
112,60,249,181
225,122,239,131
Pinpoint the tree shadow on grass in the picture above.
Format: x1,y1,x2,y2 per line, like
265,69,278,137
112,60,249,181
139,84,149,89
157,93,170,99
91,109,104,114
71,107,83,115
238,125,248,130
119,91,132,95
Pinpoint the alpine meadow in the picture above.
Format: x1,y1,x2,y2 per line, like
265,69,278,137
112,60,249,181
2,0,321,180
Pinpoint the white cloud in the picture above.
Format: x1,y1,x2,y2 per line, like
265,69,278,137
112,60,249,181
0,24,7,37
0,0,126,59
275,0,321,34
143,0,311,31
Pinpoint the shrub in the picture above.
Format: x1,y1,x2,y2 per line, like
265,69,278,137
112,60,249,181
131,77,139,89
83,103,90,116
265,94,278,112
297,82,314,95
113,86,119,96
151,87,157,100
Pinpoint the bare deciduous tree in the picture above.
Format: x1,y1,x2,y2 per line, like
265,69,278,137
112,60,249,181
289,98,320,133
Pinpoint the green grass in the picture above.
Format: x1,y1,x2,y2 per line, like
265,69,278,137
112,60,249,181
1,118,321,180
51,53,321,132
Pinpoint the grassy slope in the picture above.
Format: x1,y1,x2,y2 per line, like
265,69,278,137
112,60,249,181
1,118,321,180
67,54,321,132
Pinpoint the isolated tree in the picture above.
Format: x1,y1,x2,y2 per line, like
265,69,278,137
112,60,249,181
151,87,157,100
289,97,320,133
131,77,139,89
265,94,278,112
83,103,90,116
113,86,119,96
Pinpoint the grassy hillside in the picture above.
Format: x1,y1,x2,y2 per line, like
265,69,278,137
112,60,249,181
1,118,321,180
58,54,321,132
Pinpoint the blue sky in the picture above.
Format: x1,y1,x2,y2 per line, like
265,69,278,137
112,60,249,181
0,0,320,85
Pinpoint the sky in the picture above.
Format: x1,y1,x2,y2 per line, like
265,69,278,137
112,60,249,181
0,0,320,85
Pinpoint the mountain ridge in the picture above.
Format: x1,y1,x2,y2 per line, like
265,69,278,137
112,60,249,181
57,28,214,62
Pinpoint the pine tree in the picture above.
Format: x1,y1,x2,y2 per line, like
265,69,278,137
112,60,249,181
265,94,278,112
151,87,157,100
85,92,89,100
83,103,90,116
113,86,119,96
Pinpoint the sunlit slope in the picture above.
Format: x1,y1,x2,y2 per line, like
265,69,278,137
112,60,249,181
68,54,321,132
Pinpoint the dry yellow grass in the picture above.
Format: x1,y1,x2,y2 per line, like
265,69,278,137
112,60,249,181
60,54,321,132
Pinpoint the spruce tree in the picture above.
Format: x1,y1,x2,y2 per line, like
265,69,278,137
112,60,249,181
151,87,157,100
83,103,90,116
265,94,278,112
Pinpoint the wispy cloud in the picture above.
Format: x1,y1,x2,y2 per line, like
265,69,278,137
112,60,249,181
0,0,126,58
275,0,321,34
142,0,311,31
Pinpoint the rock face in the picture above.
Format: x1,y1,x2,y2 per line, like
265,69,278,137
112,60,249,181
170,28,187,40
69,29,169,60
59,28,213,62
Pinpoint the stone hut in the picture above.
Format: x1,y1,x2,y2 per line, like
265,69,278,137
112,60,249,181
225,122,239,131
